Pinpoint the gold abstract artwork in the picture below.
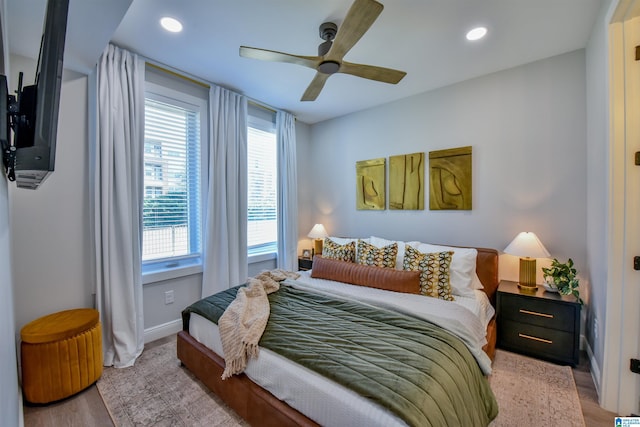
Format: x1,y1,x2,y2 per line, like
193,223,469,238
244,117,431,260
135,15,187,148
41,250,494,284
389,152,424,210
429,146,472,210
356,158,385,210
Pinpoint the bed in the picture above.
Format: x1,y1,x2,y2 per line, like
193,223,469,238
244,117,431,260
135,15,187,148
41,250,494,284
177,239,500,426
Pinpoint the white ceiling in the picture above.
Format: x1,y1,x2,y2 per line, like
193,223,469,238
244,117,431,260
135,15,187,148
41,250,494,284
7,0,601,124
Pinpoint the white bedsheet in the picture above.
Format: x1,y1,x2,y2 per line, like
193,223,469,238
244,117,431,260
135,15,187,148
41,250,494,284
191,313,406,427
188,275,494,427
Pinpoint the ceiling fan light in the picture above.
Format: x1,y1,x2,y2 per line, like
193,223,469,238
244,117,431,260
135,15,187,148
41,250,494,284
160,17,183,33
466,26,487,41
319,61,340,75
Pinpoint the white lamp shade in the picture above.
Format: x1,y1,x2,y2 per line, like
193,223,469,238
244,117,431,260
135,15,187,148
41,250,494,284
307,224,328,239
504,232,550,259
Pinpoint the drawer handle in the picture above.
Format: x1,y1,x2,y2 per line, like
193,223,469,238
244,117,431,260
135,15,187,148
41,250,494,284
519,309,553,319
518,333,553,344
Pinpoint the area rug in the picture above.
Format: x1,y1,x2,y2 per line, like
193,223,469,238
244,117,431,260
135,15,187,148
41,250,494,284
488,350,585,427
97,339,248,426
97,339,585,426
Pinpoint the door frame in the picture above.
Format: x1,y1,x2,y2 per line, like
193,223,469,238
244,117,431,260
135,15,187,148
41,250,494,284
603,0,640,414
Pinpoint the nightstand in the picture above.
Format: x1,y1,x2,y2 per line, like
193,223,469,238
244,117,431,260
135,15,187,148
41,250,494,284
298,257,313,271
497,280,580,366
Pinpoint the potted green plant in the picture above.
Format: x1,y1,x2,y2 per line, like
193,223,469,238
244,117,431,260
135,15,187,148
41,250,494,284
542,258,583,304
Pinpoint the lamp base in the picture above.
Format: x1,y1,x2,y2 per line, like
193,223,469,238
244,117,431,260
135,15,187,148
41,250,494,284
313,239,323,257
517,257,539,294
517,283,539,294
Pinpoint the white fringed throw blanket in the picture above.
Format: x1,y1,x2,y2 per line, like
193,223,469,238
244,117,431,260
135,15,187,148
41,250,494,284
219,269,300,379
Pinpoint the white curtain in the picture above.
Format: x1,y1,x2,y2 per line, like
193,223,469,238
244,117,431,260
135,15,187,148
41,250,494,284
92,44,144,368
276,111,298,271
201,86,248,297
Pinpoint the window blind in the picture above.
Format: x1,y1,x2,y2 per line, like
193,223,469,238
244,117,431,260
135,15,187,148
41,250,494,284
143,97,201,261
247,122,277,253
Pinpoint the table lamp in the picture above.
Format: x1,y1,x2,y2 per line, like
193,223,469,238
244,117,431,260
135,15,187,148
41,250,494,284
504,231,550,293
307,224,328,257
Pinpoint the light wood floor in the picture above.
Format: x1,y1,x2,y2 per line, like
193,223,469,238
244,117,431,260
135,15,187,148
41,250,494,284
23,344,617,427
573,352,618,426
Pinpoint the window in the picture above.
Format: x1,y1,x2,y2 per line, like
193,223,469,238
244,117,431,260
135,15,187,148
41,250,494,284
142,80,206,275
247,106,277,256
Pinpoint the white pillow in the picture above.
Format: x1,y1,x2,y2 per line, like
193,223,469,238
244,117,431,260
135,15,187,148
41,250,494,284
472,272,484,290
327,236,361,245
414,243,478,298
370,236,406,270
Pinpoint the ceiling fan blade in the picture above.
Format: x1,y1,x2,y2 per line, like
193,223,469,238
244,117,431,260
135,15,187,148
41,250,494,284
301,72,331,101
240,46,321,69
326,0,383,61
339,61,406,84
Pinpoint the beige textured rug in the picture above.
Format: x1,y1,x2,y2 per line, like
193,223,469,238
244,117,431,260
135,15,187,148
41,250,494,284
489,350,585,427
97,339,248,426
97,339,585,426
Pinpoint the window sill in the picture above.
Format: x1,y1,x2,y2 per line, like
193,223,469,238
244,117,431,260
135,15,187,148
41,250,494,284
142,263,203,285
248,252,276,264
142,252,276,284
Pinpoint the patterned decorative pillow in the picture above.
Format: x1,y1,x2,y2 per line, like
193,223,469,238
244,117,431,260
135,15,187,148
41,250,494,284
415,243,478,298
322,238,356,262
357,240,398,269
403,245,455,301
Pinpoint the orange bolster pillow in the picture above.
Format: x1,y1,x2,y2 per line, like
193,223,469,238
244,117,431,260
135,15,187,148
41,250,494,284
311,256,421,294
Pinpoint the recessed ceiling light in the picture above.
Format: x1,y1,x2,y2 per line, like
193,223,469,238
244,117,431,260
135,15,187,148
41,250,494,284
466,26,487,41
160,17,183,33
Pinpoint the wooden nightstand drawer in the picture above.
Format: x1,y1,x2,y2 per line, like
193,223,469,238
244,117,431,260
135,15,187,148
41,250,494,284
499,293,576,333
499,320,576,362
298,257,313,271
496,280,581,366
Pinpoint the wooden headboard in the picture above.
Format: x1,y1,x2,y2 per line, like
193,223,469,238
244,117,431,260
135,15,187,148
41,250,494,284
475,247,499,306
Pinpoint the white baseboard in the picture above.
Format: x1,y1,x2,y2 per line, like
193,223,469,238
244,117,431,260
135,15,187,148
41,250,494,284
584,338,602,400
144,319,182,343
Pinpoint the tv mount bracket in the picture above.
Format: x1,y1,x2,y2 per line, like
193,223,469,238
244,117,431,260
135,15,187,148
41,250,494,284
2,72,28,182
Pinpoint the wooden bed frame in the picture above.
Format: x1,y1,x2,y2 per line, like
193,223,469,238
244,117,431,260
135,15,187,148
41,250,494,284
177,247,499,427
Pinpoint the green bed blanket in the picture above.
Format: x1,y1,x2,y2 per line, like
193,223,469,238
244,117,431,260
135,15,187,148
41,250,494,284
182,282,498,427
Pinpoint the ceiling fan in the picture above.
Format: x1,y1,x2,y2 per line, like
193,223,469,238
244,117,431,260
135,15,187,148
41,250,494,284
239,0,406,101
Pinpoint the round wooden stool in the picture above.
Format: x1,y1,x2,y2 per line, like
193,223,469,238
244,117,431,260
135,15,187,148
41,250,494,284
21,308,103,404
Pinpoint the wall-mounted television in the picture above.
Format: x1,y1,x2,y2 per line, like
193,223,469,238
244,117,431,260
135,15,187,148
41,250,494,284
0,0,69,189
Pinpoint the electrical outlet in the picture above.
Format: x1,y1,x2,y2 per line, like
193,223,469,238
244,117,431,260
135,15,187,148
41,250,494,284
164,290,174,305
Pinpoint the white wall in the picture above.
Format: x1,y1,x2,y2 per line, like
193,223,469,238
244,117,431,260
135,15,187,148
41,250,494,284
585,0,615,396
295,121,313,252
142,274,200,330
309,50,587,283
0,134,20,427
0,1,21,424
9,54,93,330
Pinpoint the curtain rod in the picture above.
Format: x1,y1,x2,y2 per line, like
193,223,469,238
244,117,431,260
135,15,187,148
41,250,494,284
144,60,292,118
145,61,210,89
248,100,277,114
